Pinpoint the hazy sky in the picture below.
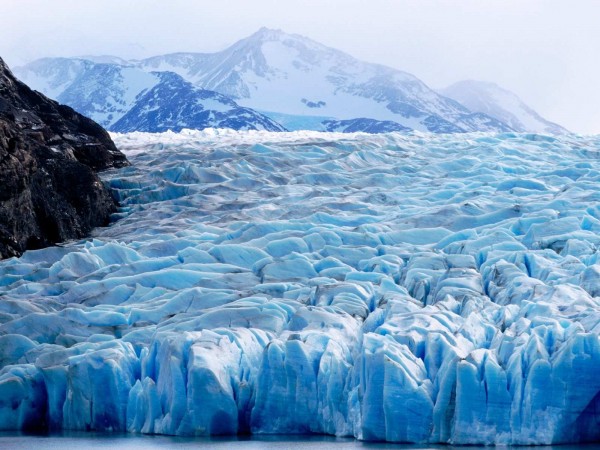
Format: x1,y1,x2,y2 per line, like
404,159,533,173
2,0,599,133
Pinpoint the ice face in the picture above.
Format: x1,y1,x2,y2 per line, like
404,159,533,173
2,129,600,444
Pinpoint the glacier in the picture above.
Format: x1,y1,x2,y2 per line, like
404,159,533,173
2,129,600,444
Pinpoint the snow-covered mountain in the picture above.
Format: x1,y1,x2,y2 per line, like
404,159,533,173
112,72,285,133
15,28,569,135
15,59,285,132
439,80,569,134
137,28,512,133
15,57,90,100
16,28,522,134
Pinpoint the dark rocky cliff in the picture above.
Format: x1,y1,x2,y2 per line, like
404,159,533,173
0,57,128,258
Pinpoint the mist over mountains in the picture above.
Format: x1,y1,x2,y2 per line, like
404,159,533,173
15,28,568,134
440,80,568,135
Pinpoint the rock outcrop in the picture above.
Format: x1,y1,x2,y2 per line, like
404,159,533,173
0,57,128,259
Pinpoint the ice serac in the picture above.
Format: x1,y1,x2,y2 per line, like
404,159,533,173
0,56,128,259
2,129,600,444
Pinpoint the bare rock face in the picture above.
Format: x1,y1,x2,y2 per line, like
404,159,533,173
0,57,128,258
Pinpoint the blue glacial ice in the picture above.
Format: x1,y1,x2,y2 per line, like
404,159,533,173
2,128,600,443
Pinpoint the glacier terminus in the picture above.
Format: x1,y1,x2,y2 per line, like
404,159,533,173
1,129,600,444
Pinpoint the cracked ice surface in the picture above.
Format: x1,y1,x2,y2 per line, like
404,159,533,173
2,129,600,444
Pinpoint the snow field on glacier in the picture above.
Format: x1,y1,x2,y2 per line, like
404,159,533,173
2,129,600,443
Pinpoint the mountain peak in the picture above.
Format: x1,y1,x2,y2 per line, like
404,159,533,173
440,80,569,134
246,27,310,45
254,27,285,38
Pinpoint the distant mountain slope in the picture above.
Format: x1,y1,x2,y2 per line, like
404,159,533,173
18,29,568,134
16,28,521,134
439,80,569,134
137,28,512,133
56,63,160,129
15,57,90,100
112,72,285,133
15,60,285,133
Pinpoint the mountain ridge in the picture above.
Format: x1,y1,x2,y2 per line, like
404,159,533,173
439,79,569,134
14,28,569,134
16,59,286,133
112,71,286,133
135,27,509,133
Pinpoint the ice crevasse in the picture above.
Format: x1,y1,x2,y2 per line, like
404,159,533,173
1,129,600,444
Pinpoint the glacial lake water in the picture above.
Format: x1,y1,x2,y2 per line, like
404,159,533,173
2,433,600,450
